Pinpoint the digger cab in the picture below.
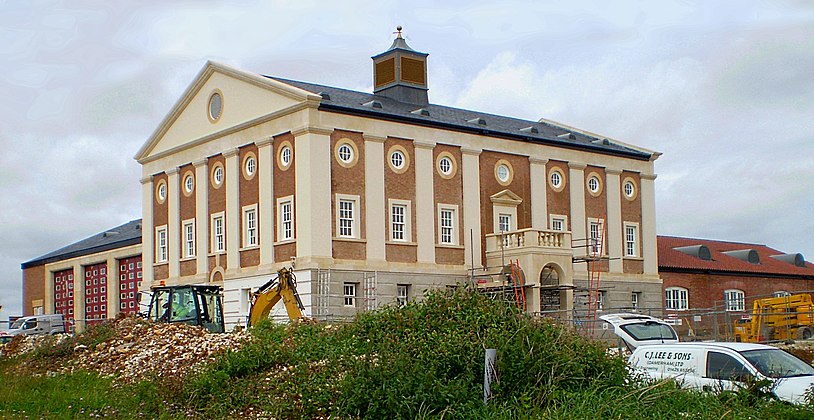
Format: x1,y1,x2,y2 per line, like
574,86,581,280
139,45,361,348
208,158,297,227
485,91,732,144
147,285,225,332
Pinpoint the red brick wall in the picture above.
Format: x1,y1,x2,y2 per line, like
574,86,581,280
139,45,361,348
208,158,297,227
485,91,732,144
239,144,260,268
385,137,417,263
153,172,168,280
208,154,227,271
546,160,570,230
662,271,814,311
478,150,531,266
179,164,196,263
331,130,366,261
621,171,643,274
273,133,296,262
22,265,45,316
434,144,464,265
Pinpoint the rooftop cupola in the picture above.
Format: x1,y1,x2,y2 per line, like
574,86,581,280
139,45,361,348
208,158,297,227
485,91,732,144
372,26,429,105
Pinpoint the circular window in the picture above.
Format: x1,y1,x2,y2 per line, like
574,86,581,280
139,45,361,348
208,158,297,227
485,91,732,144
243,152,257,180
208,91,223,122
334,139,358,168
586,173,602,196
155,180,167,204
623,178,638,200
439,157,452,174
391,150,404,168
183,172,194,196
278,141,293,171
211,163,224,188
549,167,565,192
338,144,353,162
436,152,457,179
494,159,513,186
387,145,410,174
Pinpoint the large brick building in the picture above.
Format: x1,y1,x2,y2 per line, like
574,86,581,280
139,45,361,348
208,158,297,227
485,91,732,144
134,31,662,329
658,235,814,337
20,220,143,332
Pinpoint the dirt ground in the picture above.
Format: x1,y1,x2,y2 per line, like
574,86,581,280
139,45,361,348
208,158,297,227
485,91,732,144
1,315,251,385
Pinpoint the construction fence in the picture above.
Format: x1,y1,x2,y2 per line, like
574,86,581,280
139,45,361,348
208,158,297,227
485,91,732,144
543,290,814,345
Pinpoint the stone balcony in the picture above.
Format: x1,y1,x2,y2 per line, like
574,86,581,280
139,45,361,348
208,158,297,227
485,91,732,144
485,228,571,254
486,228,574,294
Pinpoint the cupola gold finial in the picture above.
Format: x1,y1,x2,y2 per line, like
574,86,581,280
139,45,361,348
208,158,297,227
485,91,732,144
395,25,403,39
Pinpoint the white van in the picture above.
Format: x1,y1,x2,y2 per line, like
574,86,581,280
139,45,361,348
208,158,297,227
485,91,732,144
629,342,814,404
600,313,678,351
7,314,66,337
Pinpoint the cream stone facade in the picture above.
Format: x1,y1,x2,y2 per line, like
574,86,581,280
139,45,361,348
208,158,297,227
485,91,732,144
135,35,662,329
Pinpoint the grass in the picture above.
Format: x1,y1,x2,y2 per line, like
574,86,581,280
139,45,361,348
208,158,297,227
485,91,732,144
3,289,814,419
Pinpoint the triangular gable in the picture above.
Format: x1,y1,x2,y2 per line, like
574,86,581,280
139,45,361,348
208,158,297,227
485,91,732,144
490,189,523,205
135,61,321,163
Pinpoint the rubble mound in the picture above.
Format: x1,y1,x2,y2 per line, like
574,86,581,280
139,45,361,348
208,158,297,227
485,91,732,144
2,315,251,385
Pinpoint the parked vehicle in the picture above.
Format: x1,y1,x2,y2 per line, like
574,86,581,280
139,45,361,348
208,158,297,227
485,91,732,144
734,293,814,343
0,331,12,344
600,313,678,351
7,314,66,337
629,342,814,404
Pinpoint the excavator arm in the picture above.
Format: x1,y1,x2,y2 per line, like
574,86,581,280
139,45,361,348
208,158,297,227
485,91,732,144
247,267,305,327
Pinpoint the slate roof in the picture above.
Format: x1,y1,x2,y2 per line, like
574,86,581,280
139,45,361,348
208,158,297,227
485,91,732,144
266,76,653,161
21,219,142,269
658,235,814,277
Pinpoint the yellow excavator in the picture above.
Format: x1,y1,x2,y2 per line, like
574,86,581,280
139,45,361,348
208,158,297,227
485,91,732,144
247,267,306,327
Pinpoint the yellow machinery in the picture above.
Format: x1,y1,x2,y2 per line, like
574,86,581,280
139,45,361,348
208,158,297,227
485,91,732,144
734,293,814,342
247,267,305,326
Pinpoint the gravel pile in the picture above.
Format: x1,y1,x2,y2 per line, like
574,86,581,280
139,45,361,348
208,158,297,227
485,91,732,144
1,315,251,384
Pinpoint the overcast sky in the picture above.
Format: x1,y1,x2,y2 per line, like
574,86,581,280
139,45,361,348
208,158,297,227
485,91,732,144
2,1,813,320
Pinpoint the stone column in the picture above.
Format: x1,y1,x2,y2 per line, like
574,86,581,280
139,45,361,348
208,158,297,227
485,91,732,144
293,126,333,265
529,157,548,229
167,168,180,279
414,140,436,264
140,176,154,290
364,134,387,263
641,173,658,275
73,263,85,333
225,148,240,271
461,147,482,270
257,137,275,267
193,159,209,279
106,255,118,319
568,162,587,277
606,168,623,273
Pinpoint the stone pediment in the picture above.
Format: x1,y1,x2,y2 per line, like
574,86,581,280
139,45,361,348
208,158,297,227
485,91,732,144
135,61,321,163
490,189,523,206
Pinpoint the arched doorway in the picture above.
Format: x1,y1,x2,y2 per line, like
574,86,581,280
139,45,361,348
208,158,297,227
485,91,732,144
539,263,563,313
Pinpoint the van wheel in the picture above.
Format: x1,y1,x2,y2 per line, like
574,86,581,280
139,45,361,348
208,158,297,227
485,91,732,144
796,327,813,340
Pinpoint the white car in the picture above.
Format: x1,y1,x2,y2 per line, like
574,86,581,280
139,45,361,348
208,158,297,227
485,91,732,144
600,313,678,351
628,342,814,404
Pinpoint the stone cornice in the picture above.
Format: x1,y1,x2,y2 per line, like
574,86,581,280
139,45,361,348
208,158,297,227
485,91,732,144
362,134,387,143
291,125,333,137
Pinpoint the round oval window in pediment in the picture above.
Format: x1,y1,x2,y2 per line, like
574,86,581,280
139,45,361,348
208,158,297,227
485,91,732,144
208,91,223,122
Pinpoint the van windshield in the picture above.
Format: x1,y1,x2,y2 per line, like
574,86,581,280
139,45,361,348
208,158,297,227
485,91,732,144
10,318,27,329
741,349,814,378
620,322,677,341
